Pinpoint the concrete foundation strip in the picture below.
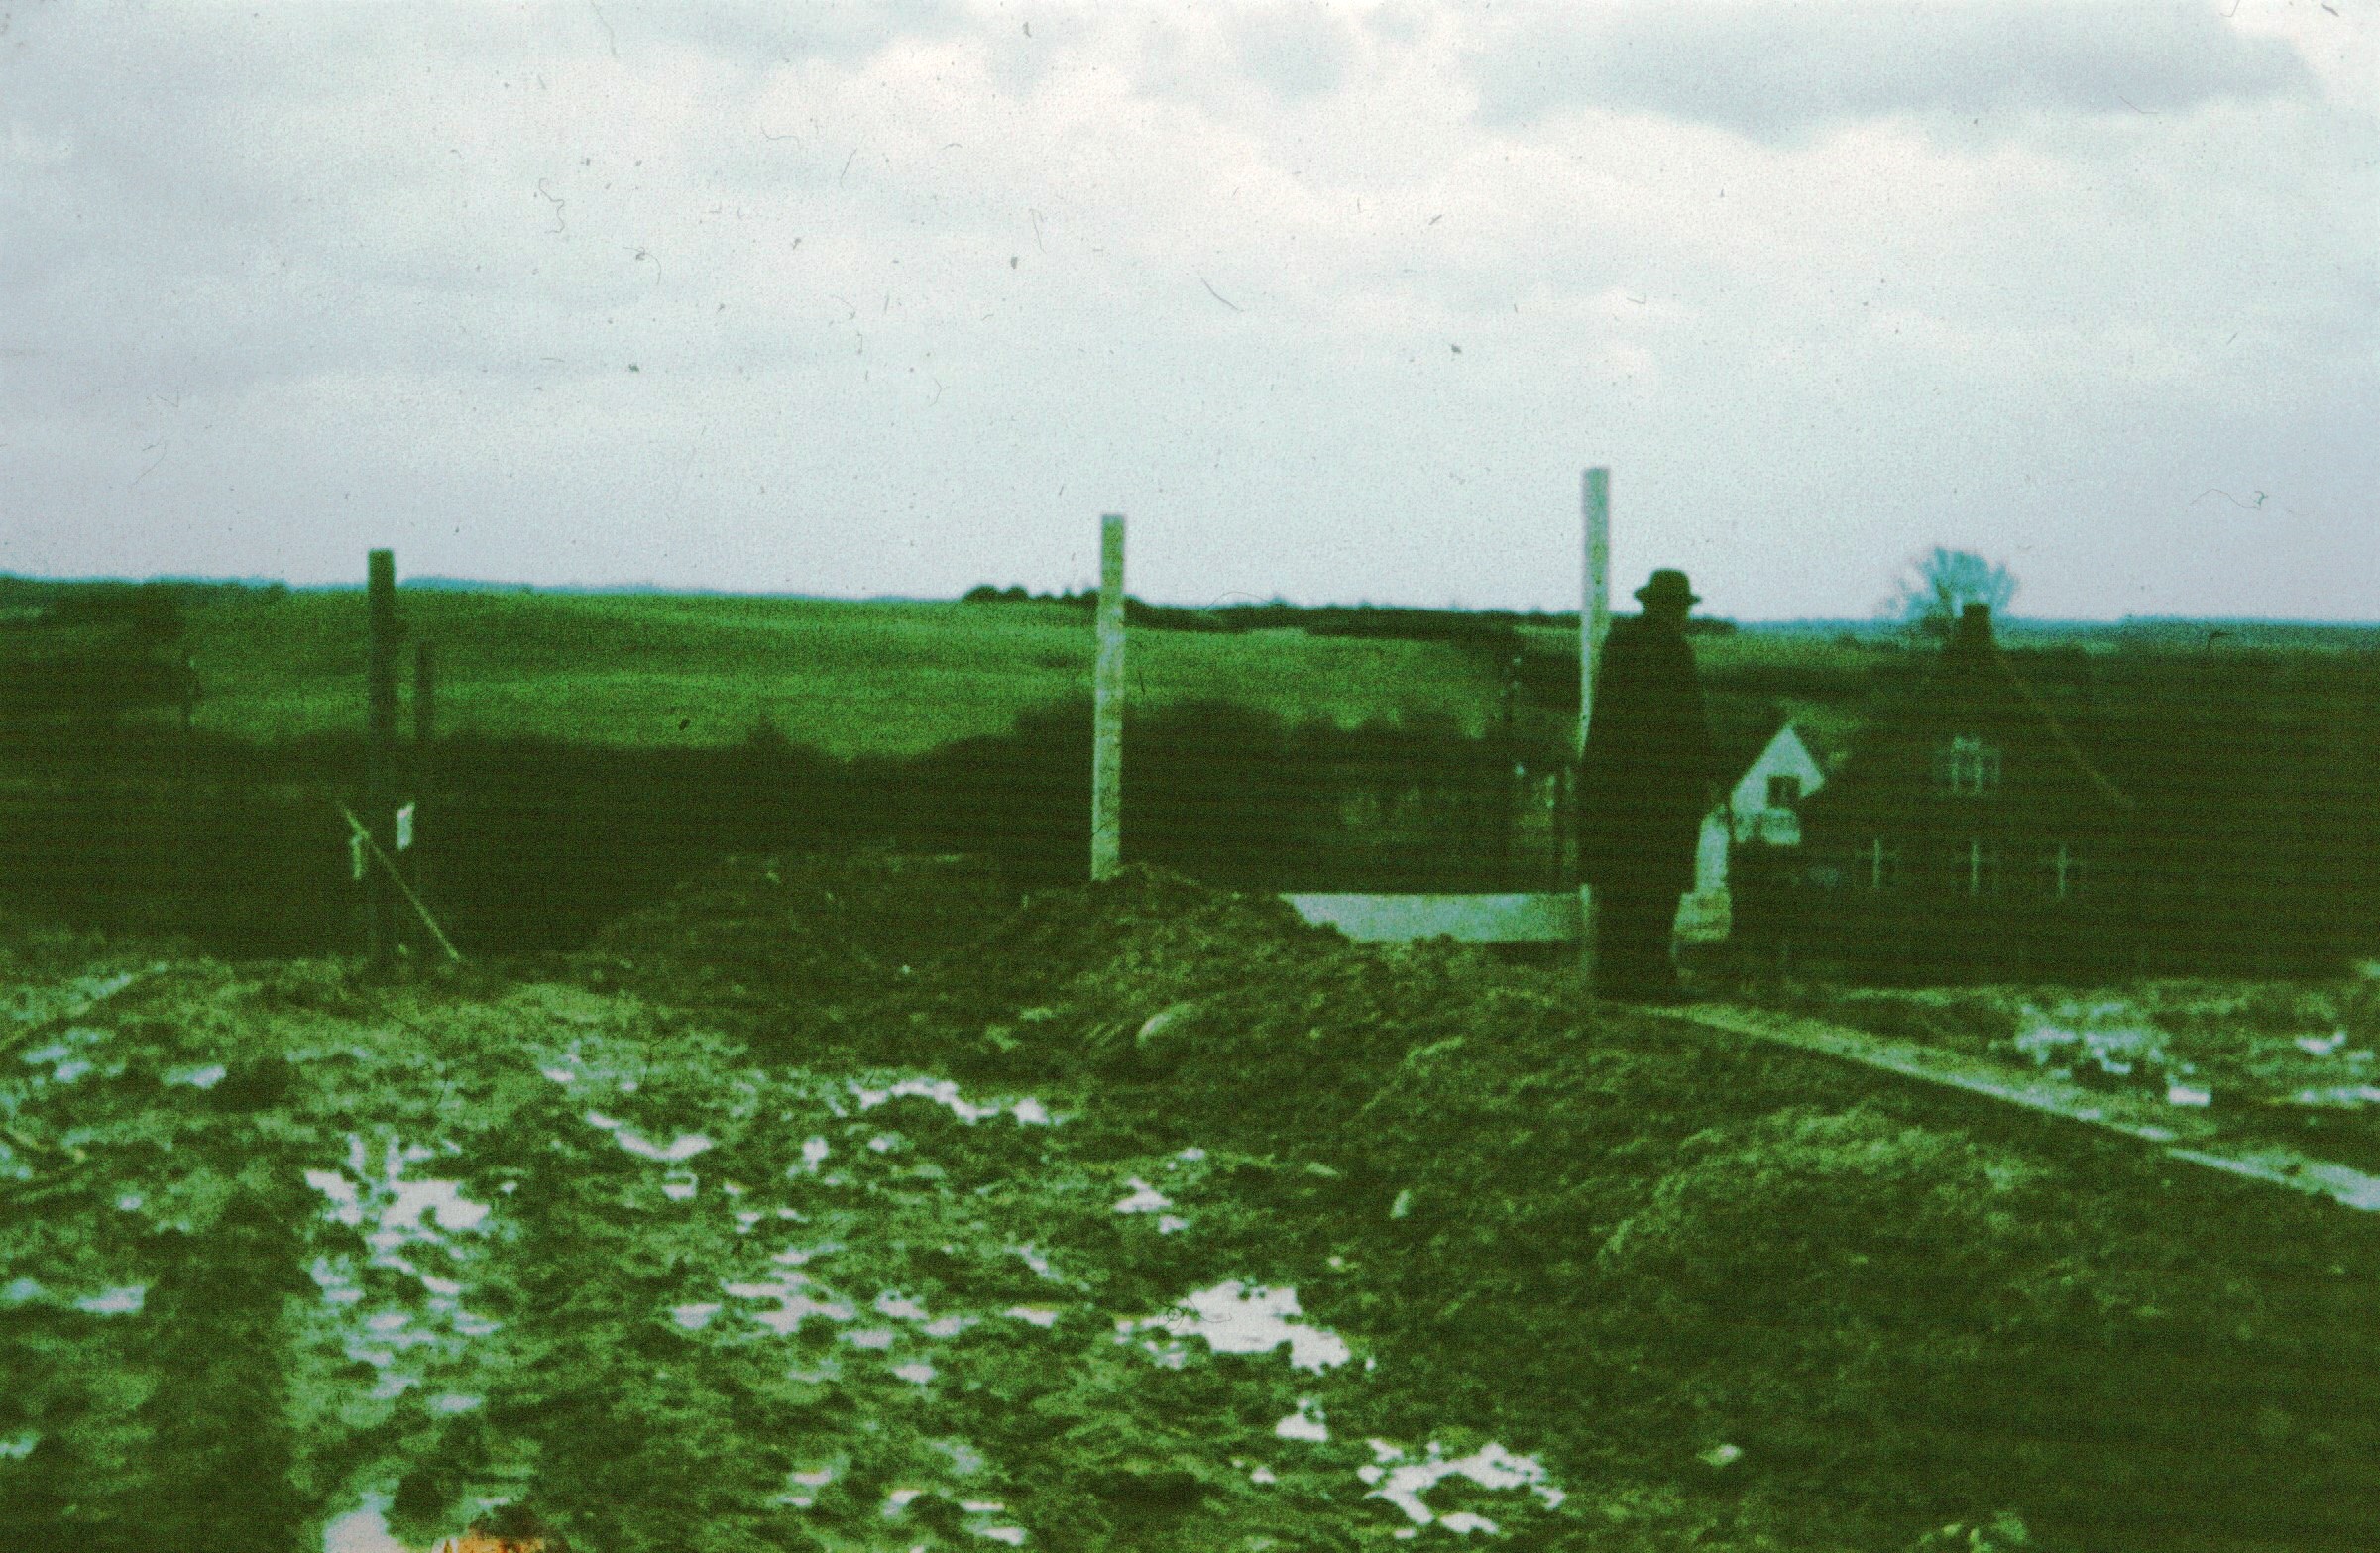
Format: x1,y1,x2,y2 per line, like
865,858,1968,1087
1645,1002,2380,1213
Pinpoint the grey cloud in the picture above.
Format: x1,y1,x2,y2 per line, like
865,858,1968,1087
1129,3,1359,109
1229,4,1359,102
1461,1,2314,139
631,1,971,68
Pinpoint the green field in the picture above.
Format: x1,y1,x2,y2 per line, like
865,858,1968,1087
18,576,2374,763
178,590,1521,758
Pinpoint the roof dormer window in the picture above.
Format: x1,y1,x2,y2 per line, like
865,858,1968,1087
1936,735,2001,796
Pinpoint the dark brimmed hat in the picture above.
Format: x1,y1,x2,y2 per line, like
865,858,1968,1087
1634,569,1700,609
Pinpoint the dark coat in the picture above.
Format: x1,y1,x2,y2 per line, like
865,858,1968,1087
1578,613,1718,893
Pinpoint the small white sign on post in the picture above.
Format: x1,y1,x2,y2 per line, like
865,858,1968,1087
394,802,415,852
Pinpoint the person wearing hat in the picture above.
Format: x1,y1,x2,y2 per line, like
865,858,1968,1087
1577,569,1721,1001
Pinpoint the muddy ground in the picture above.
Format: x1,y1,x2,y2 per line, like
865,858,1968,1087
7,857,2380,1551
1744,976,2380,1173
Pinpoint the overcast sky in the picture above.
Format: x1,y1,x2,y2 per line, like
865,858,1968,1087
1,1,2372,620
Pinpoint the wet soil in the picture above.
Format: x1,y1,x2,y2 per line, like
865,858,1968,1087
6,862,2380,1551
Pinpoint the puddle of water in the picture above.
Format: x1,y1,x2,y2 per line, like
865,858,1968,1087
852,1075,1057,1128
618,1130,714,1163
1276,1396,1330,1441
1112,1177,1172,1214
1358,1440,1564,1527
322,1496,410,1553
386,1178,492,1235
72,1284,147,1316
302,1137,505,1418
855,1076,1004,1122
2290,1085,2380,1109
723,1274,854,1336
18,1022,114,1085
771,1462,840,1508
1135,1281,1351,1373
307,1170,366,1225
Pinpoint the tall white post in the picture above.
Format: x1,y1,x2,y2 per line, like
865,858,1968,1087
1091,513,1126,882
1580,467,1611,755
1578,468,1610,994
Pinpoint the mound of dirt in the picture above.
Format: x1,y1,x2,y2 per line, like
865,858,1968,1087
872,867,2380,1550
888,866,1579,1154
578,849,1013,1016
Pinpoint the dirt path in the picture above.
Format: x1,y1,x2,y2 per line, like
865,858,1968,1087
1656,1001,2380,1213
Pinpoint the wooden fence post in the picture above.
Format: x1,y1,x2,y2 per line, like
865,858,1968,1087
1091,514,1126,882
409,639,435,919
365,549,398,974
1578,467,1610,995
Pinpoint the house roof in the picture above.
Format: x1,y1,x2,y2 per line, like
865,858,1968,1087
1710,703,1790,784
1993,650,2130,808
1716,714,1838,788
1823,604,2131,811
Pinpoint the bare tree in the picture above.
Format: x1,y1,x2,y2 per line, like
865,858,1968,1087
1885,547,2018,639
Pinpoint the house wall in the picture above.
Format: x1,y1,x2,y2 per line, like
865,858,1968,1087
1731,726,1826,844
1747,642,2143,977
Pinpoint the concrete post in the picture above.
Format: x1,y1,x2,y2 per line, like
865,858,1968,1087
1091,514,1126,882
364,549,398,973
1578,468,1610,994
1580,466,1611,754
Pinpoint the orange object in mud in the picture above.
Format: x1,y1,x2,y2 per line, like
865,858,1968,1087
435,1512,568,1553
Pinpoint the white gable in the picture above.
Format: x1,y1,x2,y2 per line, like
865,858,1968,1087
1730,724,1826,843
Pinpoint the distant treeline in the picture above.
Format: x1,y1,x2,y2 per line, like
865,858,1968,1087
961,584,1739,644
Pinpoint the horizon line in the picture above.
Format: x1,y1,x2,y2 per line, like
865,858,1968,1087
0,570,2374,630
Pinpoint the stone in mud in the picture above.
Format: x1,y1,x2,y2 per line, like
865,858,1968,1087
1131,1000,1207,1062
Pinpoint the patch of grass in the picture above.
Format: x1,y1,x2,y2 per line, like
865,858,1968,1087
172,590,1522,757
